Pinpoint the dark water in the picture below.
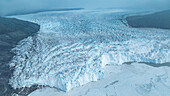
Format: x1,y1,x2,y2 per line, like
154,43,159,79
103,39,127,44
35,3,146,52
123,62,170,67
0,17,40,96
126,10,170,30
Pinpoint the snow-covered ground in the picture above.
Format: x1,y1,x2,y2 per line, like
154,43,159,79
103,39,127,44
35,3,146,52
9,9,170,96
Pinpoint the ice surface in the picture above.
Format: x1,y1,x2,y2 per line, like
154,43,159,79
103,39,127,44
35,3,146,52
29,63,170,96
9,10,170,93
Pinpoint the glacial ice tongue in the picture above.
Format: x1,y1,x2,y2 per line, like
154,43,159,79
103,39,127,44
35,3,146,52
9,34,106,92
9,10,170,92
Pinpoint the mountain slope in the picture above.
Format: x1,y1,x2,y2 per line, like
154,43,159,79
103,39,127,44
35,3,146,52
0,17,40,96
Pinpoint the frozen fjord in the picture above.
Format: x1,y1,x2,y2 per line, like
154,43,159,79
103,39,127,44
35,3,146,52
29,62,170,96
9,9,170,95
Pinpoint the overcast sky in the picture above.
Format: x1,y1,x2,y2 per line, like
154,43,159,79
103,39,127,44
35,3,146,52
0,0,170,16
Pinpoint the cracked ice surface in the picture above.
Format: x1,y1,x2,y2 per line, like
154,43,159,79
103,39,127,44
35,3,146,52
9,10,170,92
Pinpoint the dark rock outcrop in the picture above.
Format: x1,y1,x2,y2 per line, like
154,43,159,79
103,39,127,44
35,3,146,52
0,17,40,96
126,10,170,30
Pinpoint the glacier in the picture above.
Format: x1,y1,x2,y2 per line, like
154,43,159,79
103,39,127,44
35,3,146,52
8,9,170,94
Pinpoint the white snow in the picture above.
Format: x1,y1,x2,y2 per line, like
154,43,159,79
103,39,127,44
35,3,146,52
8,9,170,95
29,63,170,96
